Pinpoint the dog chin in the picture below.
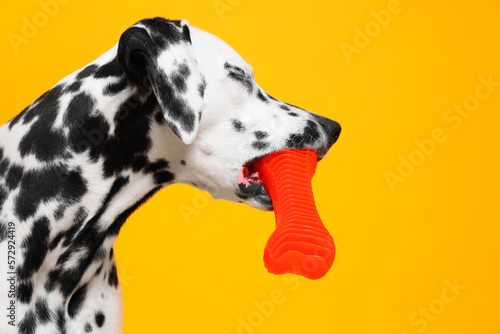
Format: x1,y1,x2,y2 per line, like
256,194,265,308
244,195,274,211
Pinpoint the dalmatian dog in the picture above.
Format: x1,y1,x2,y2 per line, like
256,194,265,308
0,17,340,334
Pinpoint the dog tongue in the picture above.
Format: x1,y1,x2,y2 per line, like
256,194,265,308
253,148,335,280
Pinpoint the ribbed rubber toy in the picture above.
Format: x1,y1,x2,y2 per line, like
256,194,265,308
253,148,335,280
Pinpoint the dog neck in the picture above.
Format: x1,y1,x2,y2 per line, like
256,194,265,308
0,45,181,309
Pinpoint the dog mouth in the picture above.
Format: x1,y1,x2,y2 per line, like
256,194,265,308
236,149,325,210
237,158,273,210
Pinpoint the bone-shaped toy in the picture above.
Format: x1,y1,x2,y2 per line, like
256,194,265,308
253,148,335,280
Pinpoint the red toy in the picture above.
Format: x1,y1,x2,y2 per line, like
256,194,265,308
253,148,335,280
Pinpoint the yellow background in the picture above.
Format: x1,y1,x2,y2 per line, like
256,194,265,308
1,0,499,333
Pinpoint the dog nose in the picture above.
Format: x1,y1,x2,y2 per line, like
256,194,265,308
313,114,341,148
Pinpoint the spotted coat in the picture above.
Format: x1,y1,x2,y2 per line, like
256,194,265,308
0,17,340,334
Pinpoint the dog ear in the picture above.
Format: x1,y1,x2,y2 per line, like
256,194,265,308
117,18,204,145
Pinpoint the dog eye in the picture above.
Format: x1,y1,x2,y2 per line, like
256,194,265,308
230,68,246,78
224,62,247,78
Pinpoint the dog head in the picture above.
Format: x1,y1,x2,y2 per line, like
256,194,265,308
118,18,341,210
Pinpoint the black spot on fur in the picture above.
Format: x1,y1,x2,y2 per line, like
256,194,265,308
93,247,108,262
6,164,23,190
66,80,82,93
49,232,64,251
108,264,119,287
18,281,33,303
104,78,128,96
0,186,6,208
95,264,103,276
132,155,148,172
154,171,175,184
18,217,50,281
84,323,93,333
280,105,290,111
54,205,67,221
18,310,37,334
288,112,299,117
224,62,253,93
64,92,96,131
198,78,207,97
154,70,196,134
76,64,98,80
146,159,169,173
62,168,88,202
0,154,9,177
22,85,62,125
95,312,105,328
257,90,268,103
0,149,4,169
0,160,8,177
94,58,123,79
56,309,66,333
0,221,7,242
61,207,88,248
68,284,87,318
171,63,191,93
109,248,114,260
155,111,165,124
254,131,269,140
14,165,87,221
231,119,246,133
35,298,51,324
46,269,76,297
180,160,186,166
252,141,270,150
69,113,110,155
18,86,67,162
8,105,28,129
286,120,321,148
